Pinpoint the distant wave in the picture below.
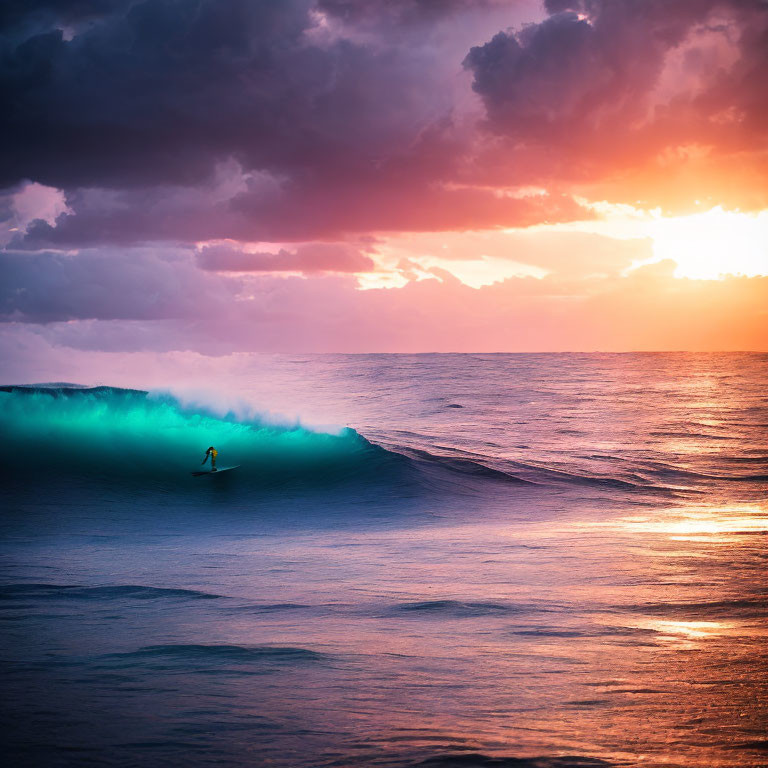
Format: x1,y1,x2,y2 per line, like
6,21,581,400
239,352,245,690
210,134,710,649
101,644,327,672
392,600,545,618
109,644,324,662
225,602,317,614
509,626,656,638
381,439,767,494
627,597,767,620
415,754,614,768
0,583,223,601
386,444,682,494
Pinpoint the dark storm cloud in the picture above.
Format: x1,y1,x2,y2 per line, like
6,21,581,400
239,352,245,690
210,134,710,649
1,0,442,190
316,0,503,27
464,3,693,140
542,0,577,12
0,0,131,37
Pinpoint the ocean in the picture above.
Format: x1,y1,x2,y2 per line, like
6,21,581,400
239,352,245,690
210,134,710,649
1,353,766,768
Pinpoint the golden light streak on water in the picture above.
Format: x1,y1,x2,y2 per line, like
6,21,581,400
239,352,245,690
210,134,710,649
643,620,733,639
582,504,768,542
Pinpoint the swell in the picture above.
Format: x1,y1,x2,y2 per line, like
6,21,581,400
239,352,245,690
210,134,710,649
389,444,680,494
625,597,767,620
384,439,767,493
0,583,223,601
392,600,526,618
104,644,325,663
416,755,614,767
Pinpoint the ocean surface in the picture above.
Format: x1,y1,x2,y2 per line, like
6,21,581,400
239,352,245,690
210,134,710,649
1,353,766,768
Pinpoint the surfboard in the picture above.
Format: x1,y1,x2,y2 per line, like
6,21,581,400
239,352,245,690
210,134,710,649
191,465,240,477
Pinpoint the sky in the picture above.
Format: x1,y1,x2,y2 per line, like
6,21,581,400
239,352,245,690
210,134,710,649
2,0,767,377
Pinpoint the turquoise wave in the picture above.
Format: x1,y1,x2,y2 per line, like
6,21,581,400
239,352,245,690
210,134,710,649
0,385,394,486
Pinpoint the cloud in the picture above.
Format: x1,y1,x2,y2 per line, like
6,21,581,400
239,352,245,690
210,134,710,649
316,0,506,28
0,247,238,322
0,1,131,41
0,182,70,246
1,0,452,190
464,1,733,141
13,172,592,247
463,0,768,209
378,228,652,279
196,243,375,273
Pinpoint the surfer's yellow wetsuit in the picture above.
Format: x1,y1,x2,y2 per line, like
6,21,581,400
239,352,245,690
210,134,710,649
203,446,218,471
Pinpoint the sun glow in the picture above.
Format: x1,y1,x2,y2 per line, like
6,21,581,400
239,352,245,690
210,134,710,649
528,201,768,281
650,207,768,279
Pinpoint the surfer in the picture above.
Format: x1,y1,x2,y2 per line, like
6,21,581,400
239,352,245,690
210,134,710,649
201,446,218,472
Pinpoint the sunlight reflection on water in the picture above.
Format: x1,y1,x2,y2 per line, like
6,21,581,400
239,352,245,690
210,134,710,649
585,504,768,539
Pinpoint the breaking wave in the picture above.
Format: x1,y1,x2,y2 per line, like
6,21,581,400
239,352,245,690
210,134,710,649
0,384,401,490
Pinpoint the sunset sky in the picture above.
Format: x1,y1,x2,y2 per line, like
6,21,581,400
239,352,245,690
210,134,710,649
2,0,767,372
